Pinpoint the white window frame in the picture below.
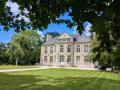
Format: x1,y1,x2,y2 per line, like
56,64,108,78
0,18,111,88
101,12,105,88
76,45,80,52
76,56,80,64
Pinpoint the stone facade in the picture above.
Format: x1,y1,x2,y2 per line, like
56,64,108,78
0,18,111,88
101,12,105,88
40,32,94,67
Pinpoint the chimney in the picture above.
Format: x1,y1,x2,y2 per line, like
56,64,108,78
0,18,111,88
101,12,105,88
46,34,52,41
75,30,80,41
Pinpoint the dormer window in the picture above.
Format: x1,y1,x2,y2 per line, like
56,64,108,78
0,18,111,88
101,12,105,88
67,39,70,42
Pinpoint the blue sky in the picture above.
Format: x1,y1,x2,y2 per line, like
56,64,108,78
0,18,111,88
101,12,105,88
0,22,91,43
0,1,91,43
0,24,76,43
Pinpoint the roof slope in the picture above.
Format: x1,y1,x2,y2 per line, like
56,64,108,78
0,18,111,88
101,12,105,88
42,33,90,45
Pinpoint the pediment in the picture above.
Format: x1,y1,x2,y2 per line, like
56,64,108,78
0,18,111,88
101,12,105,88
58,33,73,39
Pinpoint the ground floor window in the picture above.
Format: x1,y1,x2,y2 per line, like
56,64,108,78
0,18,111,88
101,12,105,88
76,56,80,64
54,56,56,61
44,56,47,62
60,55,64,62
67,55,71,63
50,56,53,62
84,56,89,64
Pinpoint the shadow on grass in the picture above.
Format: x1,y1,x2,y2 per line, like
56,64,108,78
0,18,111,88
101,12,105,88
0,73,120,90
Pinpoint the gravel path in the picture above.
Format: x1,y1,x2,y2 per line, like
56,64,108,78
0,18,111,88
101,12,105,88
0,66,97,73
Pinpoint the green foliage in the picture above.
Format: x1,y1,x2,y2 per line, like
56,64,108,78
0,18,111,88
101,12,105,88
6,30,42,65
0,42,8,64
0,0,118,32
90,33,120,70
111,45,120,70
6,41,24,65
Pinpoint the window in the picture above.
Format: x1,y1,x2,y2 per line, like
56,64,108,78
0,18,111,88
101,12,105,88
55,46,56,52
59,39,61,42
63,39,66,42
84,56,89,63
54,56,56,61
76,56,80,64
67,45,72,52
67,55,71,63
50,47,53,53
45,47,47,53
60,55,64,62
76,45,80,52
67,39,70,42
50,56,53,62
44,56,47,62
60,45,64,52
84,45,88,52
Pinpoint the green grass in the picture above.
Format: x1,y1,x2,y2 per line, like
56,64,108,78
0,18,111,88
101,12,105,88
0,65,37,70
0,69,120,90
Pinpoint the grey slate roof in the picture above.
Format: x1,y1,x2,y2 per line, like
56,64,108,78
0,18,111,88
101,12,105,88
77,33,90,43
42,33,90,45
42,36,59,45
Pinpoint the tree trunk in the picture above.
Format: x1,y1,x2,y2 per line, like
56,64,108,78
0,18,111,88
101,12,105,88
111,65,113,72
16,59,18,66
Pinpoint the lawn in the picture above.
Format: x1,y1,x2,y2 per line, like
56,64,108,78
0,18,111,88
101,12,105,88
0,69,120,90
0,65,37,70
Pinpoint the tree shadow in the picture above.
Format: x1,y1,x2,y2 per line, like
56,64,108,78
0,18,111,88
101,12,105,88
0,73,120,90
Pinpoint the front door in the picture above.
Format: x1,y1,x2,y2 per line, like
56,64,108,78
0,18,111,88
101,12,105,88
60,55,64,66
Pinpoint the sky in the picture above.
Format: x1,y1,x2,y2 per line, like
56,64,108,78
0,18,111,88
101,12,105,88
0,1,91,43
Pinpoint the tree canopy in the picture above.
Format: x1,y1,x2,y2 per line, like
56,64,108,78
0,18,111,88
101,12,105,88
1,0,119,32
5,30,42,65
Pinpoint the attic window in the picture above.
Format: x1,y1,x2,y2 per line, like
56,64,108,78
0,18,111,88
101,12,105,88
67,39,70,42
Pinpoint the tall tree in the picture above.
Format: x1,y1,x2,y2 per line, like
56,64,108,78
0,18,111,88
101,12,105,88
6,30,42,65
7,42,24,65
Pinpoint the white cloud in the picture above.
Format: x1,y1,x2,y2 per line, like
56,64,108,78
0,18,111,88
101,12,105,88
18,15,30,22
6,1,29,22
37,31,44,37
83,22,92,36
37,31,45,41
73,22,92,36
6,1,20,15
73,26,77,34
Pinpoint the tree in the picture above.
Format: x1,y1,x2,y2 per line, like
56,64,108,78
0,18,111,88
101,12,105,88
7,42,24,65
0,0,119,32
89,33,110,68
6,30,42,65
89,33,120,71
